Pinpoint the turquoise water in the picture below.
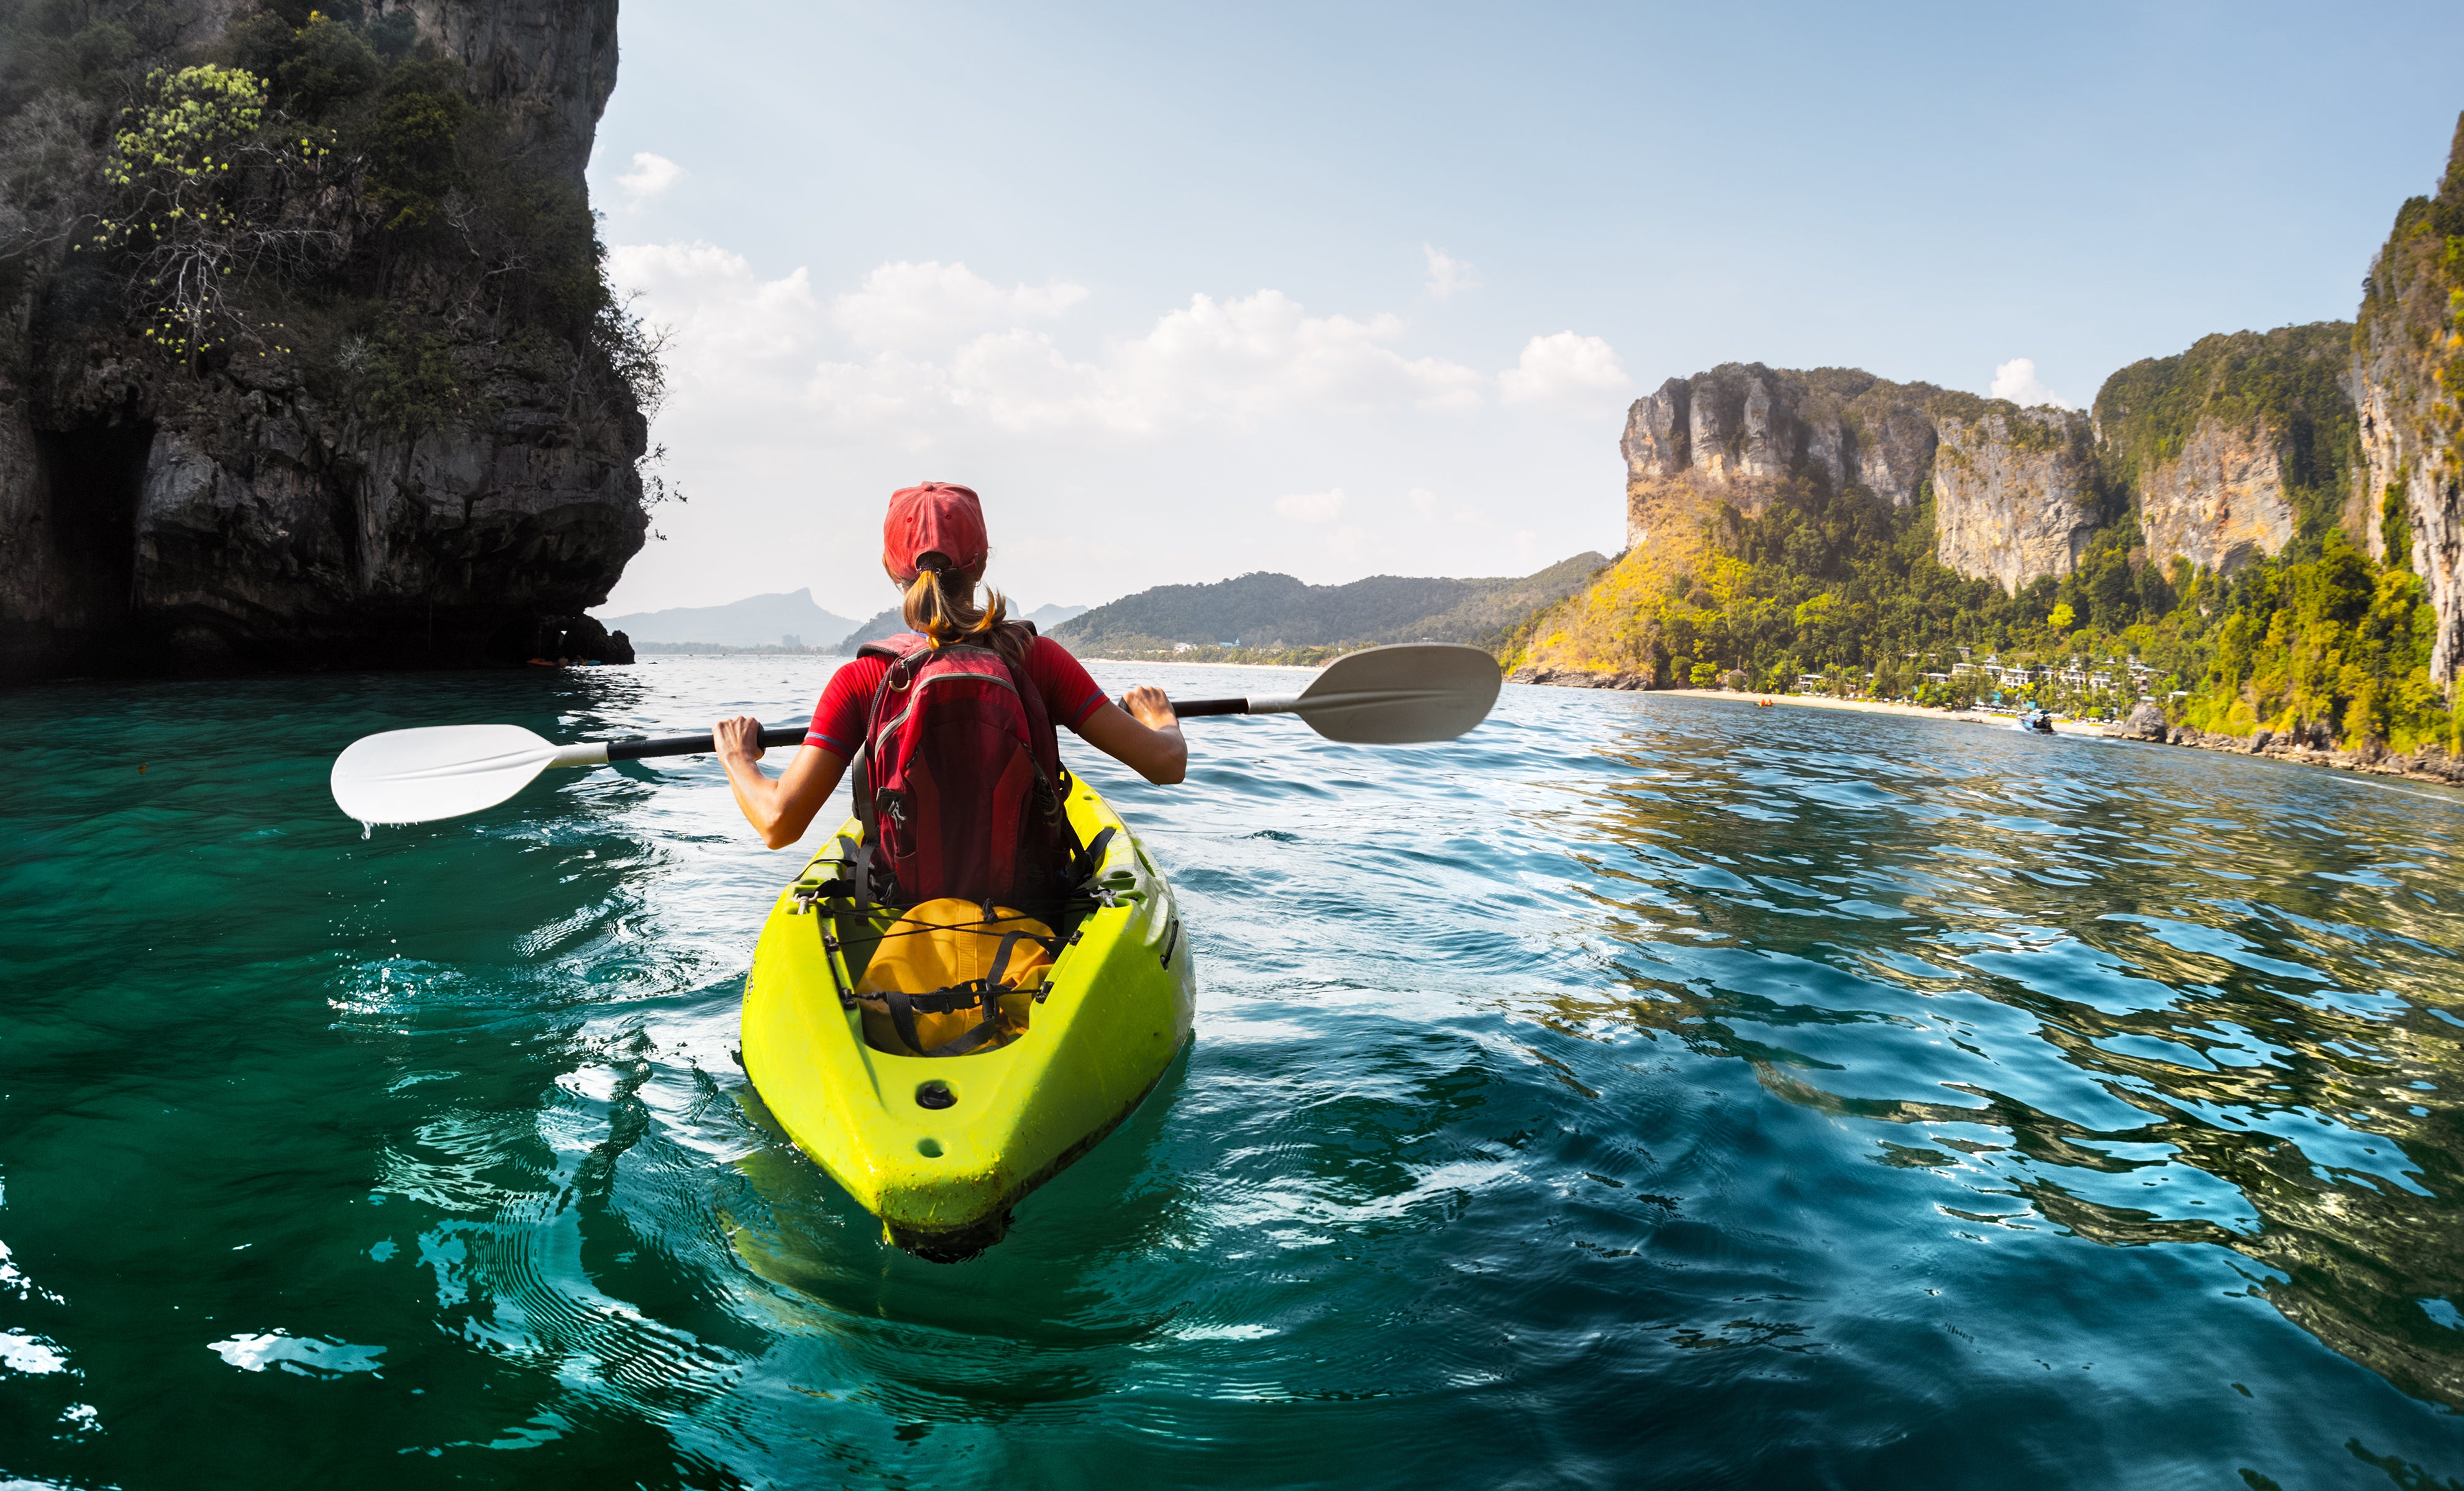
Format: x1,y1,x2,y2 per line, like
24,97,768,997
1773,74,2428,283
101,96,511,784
4,659,2463,1487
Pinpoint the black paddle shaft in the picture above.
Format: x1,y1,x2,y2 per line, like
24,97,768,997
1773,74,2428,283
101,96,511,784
614,695,1251,762
606,724,806,762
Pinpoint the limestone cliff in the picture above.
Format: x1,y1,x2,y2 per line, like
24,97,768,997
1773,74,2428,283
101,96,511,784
2091,322,2355,580
0,0,647,680
1621,365,1940,548
1620,365,2097,596
395,0,619,186
2351,112,2464,682
2129,417,2294,573
1928,400,2101,593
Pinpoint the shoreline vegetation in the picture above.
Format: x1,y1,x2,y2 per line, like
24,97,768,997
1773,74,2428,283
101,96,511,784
1521,673,2464,790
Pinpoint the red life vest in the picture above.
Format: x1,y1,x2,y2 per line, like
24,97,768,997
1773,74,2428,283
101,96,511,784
851,626,1075,910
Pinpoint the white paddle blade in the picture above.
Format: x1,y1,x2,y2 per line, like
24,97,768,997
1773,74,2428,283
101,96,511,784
331,724,560,824
1291,644,1502,744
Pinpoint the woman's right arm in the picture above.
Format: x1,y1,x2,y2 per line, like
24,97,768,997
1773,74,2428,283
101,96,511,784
1075,686,1186,785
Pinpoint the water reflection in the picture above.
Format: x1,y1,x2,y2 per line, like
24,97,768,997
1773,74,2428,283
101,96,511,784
1547,699,2464,1409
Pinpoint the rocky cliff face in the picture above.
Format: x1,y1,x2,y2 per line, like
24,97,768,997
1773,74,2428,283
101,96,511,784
1623,331,2361,601
2351,114,2464,682
1622,365,1940,539
2091,322,2355,581
1622,365,2096,595
1929,404,2101,593
2130,416,2296,574
397,0,618,186
0,0,644,682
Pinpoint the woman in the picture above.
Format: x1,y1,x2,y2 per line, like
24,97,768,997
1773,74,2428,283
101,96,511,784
712,481,1187,858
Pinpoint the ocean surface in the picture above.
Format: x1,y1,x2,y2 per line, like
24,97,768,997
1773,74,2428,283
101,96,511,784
4,657,2463,1489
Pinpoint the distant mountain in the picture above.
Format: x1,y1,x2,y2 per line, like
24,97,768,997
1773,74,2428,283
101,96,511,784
1051,554,1611,653
1021,602,1090,631
835,600,1094,652
837,606,906,652
595,589,859,649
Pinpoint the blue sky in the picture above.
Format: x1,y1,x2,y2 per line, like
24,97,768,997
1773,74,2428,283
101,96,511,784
587,0,2464,618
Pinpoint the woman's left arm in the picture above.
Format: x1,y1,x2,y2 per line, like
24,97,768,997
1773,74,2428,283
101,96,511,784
714,716,848,849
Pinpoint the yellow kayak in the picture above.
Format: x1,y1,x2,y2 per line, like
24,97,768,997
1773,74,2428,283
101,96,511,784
740,771,1196,1258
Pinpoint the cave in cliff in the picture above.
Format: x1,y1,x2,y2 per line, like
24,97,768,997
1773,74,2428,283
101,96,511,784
34,423,152,621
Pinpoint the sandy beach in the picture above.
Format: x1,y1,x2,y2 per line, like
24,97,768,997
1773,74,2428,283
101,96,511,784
1597,685,2112,737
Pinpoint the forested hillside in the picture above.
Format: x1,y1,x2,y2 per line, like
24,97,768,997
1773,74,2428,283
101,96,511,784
1056,553,1607,662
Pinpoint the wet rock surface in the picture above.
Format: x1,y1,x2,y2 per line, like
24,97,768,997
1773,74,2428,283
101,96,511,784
2115,700,2169,741
2102,706,2464,787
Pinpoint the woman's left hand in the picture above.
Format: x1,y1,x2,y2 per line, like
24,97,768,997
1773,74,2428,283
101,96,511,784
713,715,766,764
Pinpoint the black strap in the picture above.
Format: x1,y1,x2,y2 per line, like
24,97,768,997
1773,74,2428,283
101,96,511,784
882,976,1006,1058
834,833,878,910
872,926,1060,1057
983,928,1026,992
1077,825,1118,885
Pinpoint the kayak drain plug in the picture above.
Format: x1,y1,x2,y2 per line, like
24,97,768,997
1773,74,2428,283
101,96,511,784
915,1082,956,1111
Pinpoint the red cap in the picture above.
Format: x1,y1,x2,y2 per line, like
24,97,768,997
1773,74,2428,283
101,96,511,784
882,482,989,581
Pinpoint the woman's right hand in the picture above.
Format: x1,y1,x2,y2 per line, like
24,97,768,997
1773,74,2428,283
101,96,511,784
1122,685,1178,730
713,715,766,764
1080,689,1187,785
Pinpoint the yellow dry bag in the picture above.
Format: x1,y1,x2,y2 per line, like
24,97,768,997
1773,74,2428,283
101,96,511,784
853,898,1058,1057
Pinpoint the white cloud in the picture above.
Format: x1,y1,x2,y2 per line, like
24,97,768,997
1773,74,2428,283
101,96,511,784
1424,244,1479,299
608,242,818,345
614,152,685,204
1095,291,1484,431
1499,331,1627,405
1407,486,1438,520
1275,488,1346,522
1990,357,2076,410
605,246,1492,444
832,261,1088,350
603,242,823,408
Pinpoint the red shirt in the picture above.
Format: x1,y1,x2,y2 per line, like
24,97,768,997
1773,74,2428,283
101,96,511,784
805,635,1109,757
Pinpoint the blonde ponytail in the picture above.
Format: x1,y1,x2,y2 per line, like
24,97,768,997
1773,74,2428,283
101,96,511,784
901,562,1021,660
